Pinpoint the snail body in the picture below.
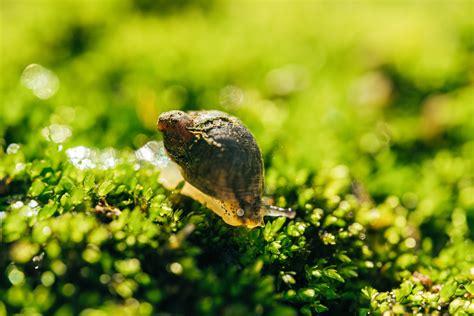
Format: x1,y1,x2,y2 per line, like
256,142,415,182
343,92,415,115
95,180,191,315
157,110,294,228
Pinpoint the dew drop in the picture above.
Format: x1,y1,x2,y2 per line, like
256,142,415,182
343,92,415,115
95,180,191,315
21,64,59,99
25,208,38,217
28,200,39,209
135,141,170,167
6,143,20,154
66,146,96,170
66,146,120,170
135,141,183,189
11,201,24,209
99,148,117,170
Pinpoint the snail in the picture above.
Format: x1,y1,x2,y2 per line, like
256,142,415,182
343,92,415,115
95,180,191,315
157,110,295,228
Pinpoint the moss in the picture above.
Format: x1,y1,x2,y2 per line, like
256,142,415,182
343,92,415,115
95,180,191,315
1,1,473,315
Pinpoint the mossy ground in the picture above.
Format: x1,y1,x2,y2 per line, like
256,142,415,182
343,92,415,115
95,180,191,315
1,1,473,315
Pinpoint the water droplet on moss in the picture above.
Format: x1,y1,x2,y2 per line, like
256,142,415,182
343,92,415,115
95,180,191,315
66,146,96,169
99,148,117,169
25,209,38,217
11,201,24,209
6,143,20,154
28,200,39,208
135,141,183,189
135,141,169,167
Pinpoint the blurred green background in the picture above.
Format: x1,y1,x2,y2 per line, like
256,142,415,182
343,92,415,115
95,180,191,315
2,0,473,230
1,0,473,315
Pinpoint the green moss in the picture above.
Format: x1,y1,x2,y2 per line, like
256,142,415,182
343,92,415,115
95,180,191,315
1,1,473,315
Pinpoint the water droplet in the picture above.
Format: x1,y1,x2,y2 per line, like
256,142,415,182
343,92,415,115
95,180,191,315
135,141,170,167
135,142,183,188
6,143,20,154
25,209,38,217
66,146,96,170
11,201,24,209
28,200,39,209
21,64,60,99
99,148,117,170
237,209,244,217
15,163,25,171
66,146,121,170
41,124,72,143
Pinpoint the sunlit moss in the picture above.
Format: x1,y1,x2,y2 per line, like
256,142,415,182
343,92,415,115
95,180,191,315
1,0,473,314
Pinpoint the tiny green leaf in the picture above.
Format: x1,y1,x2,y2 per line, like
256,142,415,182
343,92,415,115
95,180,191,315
98,180,115,196
29,179,46,197
440,281,458,302
324,269,345,283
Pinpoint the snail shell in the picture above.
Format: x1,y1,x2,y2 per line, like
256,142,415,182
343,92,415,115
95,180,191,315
157,110,294,228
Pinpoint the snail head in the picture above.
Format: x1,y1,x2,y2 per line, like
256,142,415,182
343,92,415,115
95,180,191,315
157,110,195,164
157,111,193,136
